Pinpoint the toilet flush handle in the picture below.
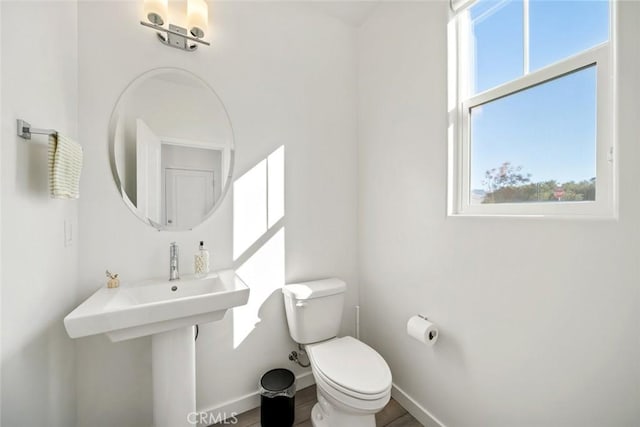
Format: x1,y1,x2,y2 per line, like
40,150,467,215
296,301,307,308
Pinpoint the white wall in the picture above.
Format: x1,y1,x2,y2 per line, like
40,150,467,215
0,2,79,426
76,2,358,426
357,2,640,427
0,2,3,422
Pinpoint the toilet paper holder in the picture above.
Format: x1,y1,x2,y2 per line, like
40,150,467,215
418,315,438,341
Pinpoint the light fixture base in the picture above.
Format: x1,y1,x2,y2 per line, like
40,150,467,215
164,24,195,51
140,21,210,52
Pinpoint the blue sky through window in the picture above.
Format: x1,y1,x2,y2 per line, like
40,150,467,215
469,0,609,192
472,1,523,93
471,66,597,189
530,0,609,71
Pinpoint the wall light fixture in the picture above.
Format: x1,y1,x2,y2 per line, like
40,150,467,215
141,0,210,52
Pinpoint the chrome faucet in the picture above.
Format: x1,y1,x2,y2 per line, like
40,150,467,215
169,242,180,281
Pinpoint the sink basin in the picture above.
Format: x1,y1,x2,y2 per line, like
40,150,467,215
64,269,249,342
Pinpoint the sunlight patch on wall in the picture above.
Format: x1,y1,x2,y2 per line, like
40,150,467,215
233,228,285,349
233,146,285,260
232,146,286,348
233,160,267,260
267,146,285,228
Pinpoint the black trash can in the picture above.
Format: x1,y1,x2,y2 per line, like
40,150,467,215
260,368,296,427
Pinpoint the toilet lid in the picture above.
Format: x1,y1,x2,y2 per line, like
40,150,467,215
308,337,392,396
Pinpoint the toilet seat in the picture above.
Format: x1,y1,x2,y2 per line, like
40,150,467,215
307,336,392,401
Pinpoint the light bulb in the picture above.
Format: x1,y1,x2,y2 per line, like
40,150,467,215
144,0,168,26
188,0,208,38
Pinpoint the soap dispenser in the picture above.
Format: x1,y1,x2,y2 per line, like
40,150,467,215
194,241,210,277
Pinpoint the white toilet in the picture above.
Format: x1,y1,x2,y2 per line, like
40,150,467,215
282,278,392,427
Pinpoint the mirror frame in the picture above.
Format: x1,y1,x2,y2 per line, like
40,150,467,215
108,67,235,231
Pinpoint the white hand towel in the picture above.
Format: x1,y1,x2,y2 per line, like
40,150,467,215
48,133,83,199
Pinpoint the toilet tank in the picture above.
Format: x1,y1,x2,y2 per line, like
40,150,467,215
282,278,346,344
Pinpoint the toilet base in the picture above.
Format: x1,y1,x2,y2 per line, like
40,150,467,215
310,387,379,427
311,403,376,427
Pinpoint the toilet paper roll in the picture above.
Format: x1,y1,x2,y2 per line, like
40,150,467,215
407,315,439,345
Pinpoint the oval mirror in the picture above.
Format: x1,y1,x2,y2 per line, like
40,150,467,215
109,68,234,230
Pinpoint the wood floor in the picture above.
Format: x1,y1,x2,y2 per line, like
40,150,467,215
213,384,423,427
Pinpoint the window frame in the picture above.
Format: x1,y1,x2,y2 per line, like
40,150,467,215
448,0,616,218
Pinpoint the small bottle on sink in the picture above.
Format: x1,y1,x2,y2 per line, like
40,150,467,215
194,241,210,278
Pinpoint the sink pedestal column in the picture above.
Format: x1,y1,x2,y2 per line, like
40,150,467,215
152,326,196,427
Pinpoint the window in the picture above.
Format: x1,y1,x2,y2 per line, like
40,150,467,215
449,0,614,217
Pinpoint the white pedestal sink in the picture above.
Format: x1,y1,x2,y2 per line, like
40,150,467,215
64,270,249,427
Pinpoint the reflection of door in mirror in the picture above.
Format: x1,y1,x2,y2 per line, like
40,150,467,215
160,142,222,229
136,119,162,224
164,169,215,229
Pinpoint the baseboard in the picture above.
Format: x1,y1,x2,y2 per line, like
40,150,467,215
196,373,443,427
196,371,315,426
391,383,446,427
